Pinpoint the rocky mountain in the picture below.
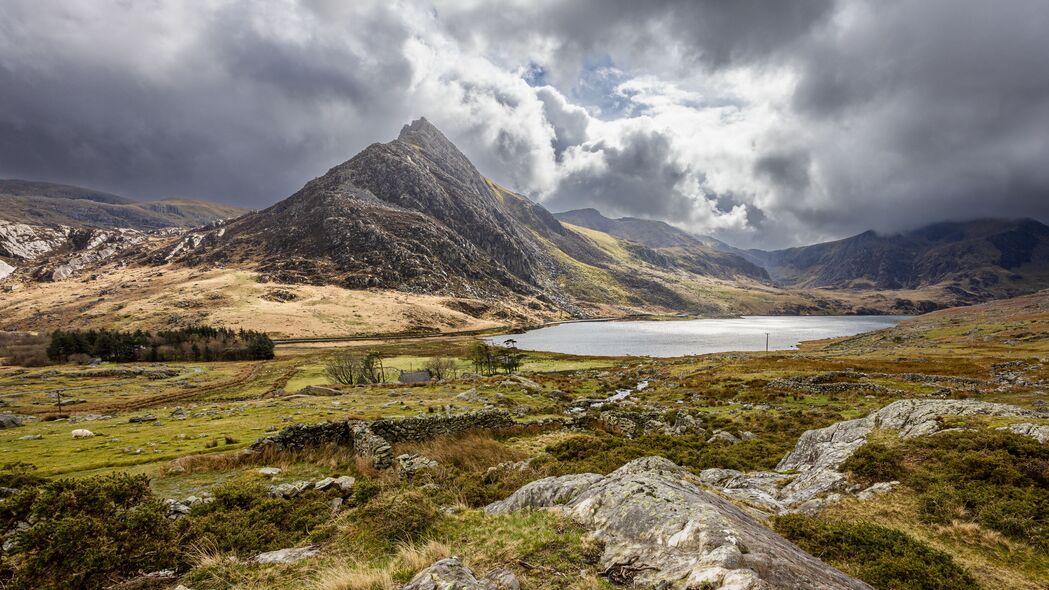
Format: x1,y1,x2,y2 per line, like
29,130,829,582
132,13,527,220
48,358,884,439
750,219,1049,302
158,119,776,314
161,119,559,300
554,208,769,281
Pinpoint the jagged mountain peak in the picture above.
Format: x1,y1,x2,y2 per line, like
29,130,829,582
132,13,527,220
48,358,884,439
397,116,443,145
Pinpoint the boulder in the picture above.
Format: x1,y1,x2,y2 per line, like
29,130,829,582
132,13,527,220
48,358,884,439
403,558,520,590
251,545,320,564
398,453,439,478
510,375,542,391
487,457,871,589
269,480,313,499
333,475,356,495
299,385,342,396
0,414,22,429
129,415,157,423
706,431,740,445
258,467,282,477
164,499,192,519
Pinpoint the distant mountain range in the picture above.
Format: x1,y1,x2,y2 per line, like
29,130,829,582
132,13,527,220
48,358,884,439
557,208,1049,308
0,179,247,230
747,220,1049,296
1,118,1047,335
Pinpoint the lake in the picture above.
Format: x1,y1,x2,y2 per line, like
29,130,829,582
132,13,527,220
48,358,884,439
488,315,910,357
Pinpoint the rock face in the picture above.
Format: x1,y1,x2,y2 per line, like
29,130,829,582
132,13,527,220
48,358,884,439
701,399,1047,514
487,457,871,590
403,558,520,590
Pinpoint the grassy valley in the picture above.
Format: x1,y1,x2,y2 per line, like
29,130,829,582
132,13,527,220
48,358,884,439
0,291,1046,589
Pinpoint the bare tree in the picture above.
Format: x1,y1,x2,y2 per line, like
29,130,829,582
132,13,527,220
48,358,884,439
325,350,386,384
325,352,364,384
425,356,457,380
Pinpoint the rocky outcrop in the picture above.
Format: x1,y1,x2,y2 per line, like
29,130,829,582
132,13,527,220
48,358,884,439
403,558,520,590
486,457,871,590
997,422,1049,443
778,399,1042,472
700,399,1047,514
251,546,319,564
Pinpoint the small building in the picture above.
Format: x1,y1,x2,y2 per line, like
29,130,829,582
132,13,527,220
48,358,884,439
399,370,432,384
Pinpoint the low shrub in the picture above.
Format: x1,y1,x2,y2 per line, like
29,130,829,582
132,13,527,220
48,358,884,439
841,441,906,484
542,432,793,475
902,429,1049,552
351,489,441,544
0,463,46,490
0,473,178,590
175,483,333,556
774,514,979,590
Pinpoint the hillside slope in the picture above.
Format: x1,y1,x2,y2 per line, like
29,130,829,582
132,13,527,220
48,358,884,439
555,208,769,281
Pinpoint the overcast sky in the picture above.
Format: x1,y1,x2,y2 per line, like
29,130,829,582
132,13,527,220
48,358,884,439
2,0,1047,248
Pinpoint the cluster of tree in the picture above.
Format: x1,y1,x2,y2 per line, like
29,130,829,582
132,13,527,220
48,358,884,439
46,326,275,363
469,340,523,376
325,350,387,384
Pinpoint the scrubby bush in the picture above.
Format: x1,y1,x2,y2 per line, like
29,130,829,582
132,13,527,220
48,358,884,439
841,441,906,485
774,514,979,590
352,489,441,544
542,432,792,475
175,483,333,556
0,463,46,490
0,473,177,590
902,429,1049,552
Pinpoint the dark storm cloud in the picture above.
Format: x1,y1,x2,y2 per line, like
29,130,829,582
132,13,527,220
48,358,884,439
547,129,695,219
443,0,835,83
1,0,1047,249
761,0,1049,243
0,1,418,205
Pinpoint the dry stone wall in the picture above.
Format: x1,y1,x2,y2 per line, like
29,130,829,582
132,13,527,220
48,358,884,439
253,410,515,469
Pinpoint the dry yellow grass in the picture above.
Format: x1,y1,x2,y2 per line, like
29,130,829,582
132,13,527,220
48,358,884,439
0,266,515,338
393,432,528,473
313,541,451,590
